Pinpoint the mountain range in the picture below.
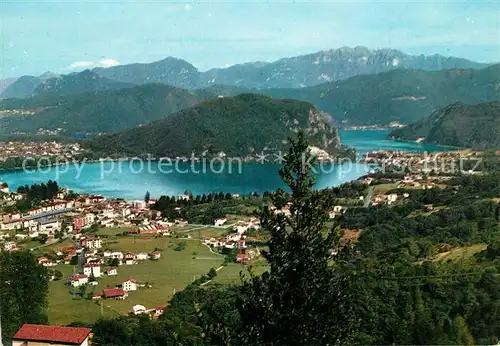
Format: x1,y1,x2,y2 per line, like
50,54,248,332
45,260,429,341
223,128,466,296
264,64,500,125
0,46,491,99
33,70,136,98
0,64,498,135
85,94,344,158
389,101,500,149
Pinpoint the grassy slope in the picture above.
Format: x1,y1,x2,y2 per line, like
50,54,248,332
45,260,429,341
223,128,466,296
47,238,223,324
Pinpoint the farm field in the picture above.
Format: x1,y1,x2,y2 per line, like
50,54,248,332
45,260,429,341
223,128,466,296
211,260,269,285
431,244,487,263
177,227,227,239
47,239,223,325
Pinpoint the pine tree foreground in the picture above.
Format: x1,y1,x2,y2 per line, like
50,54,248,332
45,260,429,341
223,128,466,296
231,131,357,345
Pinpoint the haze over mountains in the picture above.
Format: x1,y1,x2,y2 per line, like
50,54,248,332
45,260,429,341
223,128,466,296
0,46,491,99
0,64,498,136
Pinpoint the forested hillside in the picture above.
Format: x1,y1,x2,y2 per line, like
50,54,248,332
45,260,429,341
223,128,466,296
389,101,500,149
264,64,500,125
0,84,214,135
86,94,344,157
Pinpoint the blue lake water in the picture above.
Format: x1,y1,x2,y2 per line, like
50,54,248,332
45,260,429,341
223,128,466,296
0,130,450,199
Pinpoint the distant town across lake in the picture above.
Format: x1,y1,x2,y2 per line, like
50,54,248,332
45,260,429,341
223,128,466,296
0,130,450,199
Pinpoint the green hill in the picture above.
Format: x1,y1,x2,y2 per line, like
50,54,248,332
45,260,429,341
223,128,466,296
85,94,344,157
389,101,500,149
0,84,216,136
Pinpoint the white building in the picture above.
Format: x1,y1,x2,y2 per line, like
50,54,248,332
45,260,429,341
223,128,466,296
82,237,102,249
226,233,241,242
3,241,17,251
131,200,146,208
136,252,149,260
37,218,60,233
333,205,344,213
83,263,102,277
70,274,89,287
132,304,147,315
103,251,124,260
106,267,118,276
122,277,137,291
387,194,398,203
214,217,227,227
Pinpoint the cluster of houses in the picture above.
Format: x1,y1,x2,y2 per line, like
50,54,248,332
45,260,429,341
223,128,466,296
204,218,262,263
0,188,178,252
130,304,167,319
270,201,347,220
359,150,473,175
370,193,409,206
0,141,82,161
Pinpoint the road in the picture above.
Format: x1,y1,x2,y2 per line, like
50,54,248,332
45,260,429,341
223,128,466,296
25,208,75,221
29,234,71,251
176,222,238,233
364,186,374,208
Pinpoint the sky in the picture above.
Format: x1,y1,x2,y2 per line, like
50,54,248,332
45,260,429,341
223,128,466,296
1,0,499,78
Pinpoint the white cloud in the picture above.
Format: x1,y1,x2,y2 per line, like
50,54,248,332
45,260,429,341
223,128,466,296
69,61,93,69
184,4,192,12
99,58,120,68
63,61,94,70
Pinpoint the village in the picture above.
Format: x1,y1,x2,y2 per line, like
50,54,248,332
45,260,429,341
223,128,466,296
0,184,280,323
0,140,83,162
358,149,482,174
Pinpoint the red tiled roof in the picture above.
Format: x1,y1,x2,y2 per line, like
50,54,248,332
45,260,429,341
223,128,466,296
121,276,137,283
13,324,91,345
155,305,167,311
104,288,126,297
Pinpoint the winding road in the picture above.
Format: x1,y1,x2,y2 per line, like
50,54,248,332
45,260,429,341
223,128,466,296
364,186,374,208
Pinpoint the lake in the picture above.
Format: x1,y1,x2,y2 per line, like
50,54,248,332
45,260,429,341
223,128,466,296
0,130,449,199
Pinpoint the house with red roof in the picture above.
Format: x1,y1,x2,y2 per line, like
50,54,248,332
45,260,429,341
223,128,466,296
70,274,89,287
12,323,92,346
121,276,137,291
236,252,249,264
103,287,128,300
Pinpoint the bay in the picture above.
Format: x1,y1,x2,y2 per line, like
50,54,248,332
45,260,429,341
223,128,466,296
0,130,450,199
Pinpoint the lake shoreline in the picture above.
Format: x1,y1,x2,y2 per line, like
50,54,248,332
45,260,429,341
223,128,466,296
0,130,455,199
